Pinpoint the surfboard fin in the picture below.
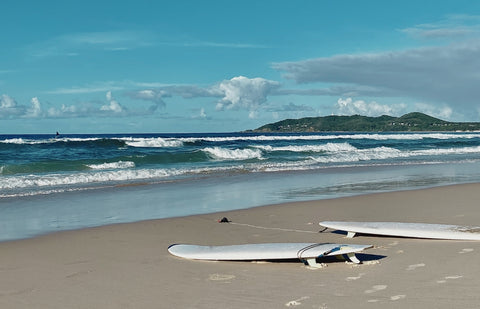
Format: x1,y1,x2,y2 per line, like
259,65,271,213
346,252,361,264
304,258,325,268
347,231,356,238
303,253,361,266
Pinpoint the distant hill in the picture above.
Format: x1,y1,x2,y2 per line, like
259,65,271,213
250,112,480,132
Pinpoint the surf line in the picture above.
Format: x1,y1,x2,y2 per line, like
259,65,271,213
228,222,319,234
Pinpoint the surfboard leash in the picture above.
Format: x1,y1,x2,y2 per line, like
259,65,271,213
228,222,319,234
296,243,334,261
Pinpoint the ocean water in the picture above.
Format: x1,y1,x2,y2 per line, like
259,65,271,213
2,132,480,241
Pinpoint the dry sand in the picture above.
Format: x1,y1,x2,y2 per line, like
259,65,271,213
1,183,480,308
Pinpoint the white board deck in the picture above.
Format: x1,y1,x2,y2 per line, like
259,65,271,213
168,243,372,265
320,221,480,240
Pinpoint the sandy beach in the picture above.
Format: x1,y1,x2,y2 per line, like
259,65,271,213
1,183,480,308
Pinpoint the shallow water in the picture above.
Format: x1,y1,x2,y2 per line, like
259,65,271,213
1,158,479,242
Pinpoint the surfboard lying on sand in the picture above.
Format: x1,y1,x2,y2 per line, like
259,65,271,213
320,221,480,240
168,243,373,267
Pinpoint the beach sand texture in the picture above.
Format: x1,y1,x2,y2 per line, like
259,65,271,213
1,183,480,308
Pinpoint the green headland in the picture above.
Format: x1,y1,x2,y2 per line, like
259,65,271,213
249,112,480,132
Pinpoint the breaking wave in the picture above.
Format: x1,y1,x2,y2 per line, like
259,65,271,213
2,132,480,197
86,161,136,170
203,147,263,160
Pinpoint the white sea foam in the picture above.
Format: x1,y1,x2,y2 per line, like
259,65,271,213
59,137,101,142
304,145,480,164
2,132,479,146
0,165,241,192
203,147,263,160
255,142,357,153
1,138,28,144
86,161,136,170
0,168,173,190
179,132,480,143
2,134,480,194
122,137,183,148
412,145,480,156
0,137,102,145
307,146,401,163
0,137,55,144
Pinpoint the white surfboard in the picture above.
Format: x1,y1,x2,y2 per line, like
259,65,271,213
320,221,480,240
168,243,373,267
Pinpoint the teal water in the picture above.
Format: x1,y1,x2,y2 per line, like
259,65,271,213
1,132,480,241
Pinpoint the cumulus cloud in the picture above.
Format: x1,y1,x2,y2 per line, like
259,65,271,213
199,107,207,119
126,77,280,117
101,91,125,113
1,94,17,109
414,102,453,120
191,107,208,119
213,76,280,111
0,94,26,117
25,97,42,118
335,97,455,120
0,96,44,118
272,43,480,110
48,102,101,118
46,91,128,117
336,98,407,117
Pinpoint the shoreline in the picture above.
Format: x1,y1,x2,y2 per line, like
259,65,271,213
2,183,480,308
0,179,476,244
3,159,480,243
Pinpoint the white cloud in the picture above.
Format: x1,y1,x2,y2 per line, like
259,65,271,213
248,110,258,119
335,98,455,120
135,89,161,101
199,108,207,119
101,91,124,113
1,94,17,108
127,78,280,117
414,103,453,120
336,98,407,117
0,94,25,117
105,91,113,102
191,107,207,119
25,97,42,118
101,100,123,113
46,78,280,119
214,76,280,111
1,95,43,118
61,104,78,114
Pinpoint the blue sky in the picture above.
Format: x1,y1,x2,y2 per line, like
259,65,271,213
2,0,480,133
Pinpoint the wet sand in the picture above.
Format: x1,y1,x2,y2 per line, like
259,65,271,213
1,183,480,308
